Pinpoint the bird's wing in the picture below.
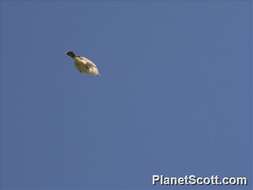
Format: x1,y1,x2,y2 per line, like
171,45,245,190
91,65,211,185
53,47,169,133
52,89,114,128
80,57,96,66
79,56,89,62
86,62,96,68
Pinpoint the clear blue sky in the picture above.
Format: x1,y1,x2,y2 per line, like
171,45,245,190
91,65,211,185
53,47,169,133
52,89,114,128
0,1,252,190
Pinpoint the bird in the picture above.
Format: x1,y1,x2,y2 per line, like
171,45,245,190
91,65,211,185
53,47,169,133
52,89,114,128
66,51,100,76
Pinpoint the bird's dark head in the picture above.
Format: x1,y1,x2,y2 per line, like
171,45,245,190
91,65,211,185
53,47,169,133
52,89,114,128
66,51,76,58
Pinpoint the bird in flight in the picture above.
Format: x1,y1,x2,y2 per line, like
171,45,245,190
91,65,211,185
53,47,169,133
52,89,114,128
66,51,100,76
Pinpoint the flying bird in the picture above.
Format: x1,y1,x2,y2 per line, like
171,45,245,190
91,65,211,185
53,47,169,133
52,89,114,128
66,51,100,76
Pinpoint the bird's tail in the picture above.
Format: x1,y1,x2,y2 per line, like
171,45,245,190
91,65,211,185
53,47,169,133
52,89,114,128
66,51,76,58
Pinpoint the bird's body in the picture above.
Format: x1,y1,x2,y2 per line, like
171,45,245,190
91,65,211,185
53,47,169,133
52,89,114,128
66,51,100,76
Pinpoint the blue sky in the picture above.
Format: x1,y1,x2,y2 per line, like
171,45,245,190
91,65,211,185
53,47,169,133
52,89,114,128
0,1,252,190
